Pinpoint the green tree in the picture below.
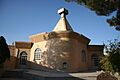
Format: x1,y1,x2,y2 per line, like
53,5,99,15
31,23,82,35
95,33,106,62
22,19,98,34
100,39,120,74
0,36,10,64
65,0,120,31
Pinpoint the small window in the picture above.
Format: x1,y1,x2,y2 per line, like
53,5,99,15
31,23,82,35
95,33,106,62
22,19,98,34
63,62,68,69
81,50,87,63
34,48,42,60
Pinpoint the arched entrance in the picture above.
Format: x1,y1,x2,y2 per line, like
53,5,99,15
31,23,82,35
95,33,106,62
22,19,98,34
20,51,27,69
91,54,99,66
91,53,100,70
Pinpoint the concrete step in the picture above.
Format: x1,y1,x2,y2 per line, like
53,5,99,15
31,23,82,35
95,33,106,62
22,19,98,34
1,69,98,80
0,78,26,80
1,70,24,78
45,77,85,80
23,72,45,80
23,70,97,80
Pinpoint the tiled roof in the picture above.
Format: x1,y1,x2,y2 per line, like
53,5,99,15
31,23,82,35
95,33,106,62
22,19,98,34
15,41,33,49
88,45,104,51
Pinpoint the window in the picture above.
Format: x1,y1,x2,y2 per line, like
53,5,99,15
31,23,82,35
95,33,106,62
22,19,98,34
81,50,87,63
63,62,68,69
34,48,42,60
20,51,27,65
91,54,99,66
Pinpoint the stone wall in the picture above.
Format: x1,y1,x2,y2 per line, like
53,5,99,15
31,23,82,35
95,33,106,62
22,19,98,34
97,72,118,80
30,34,89,72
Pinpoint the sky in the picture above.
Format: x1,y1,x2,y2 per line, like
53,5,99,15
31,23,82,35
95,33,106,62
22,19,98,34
0,0,119,45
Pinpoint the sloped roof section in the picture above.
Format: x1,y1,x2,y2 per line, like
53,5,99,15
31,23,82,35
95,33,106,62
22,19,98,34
53,8,73,32
88,45,104,51
15,42,33,49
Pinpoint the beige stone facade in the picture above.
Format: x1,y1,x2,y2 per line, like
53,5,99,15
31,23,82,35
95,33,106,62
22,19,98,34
4,8,104,72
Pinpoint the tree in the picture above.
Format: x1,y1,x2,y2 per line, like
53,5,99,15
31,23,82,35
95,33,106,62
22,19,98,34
65,0,120,31
0,36,10,64
100,39,120,74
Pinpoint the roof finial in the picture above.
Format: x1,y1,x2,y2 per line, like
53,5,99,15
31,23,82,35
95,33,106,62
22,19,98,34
58,8,68,17
53,8,73,32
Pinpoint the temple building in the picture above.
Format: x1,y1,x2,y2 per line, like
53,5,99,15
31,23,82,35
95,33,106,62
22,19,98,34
4,8,104,72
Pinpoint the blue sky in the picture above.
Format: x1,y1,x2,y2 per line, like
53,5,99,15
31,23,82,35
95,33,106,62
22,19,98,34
0,0,119,45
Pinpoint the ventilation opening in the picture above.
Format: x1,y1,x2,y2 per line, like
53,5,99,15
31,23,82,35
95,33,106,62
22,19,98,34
63,62,68,69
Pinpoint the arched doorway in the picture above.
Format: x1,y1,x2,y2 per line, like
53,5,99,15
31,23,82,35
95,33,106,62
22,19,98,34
20,51,27,68
91,54,99,66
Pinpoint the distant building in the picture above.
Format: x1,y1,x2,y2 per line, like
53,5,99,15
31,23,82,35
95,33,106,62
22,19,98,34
4,8,104,72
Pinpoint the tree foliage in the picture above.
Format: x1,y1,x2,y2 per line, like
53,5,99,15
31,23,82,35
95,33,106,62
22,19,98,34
100,39,120,74
65,0,120,31
0,36,10,64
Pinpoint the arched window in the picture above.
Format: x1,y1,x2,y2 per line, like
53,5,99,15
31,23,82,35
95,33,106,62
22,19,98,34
81,50,87,63
91,54,99,66
63,62,68,69
20,51,27,65
34,48,41,60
